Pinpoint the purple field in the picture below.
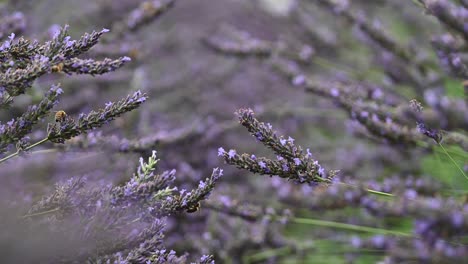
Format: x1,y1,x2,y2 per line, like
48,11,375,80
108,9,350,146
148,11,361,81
0,0,467,263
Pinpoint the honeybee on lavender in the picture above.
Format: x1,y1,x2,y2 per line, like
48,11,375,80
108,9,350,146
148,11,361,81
51,62,64,73
54,110,67,123
186,202,201,213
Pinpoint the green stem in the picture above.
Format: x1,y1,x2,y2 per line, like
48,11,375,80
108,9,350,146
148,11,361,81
22,207,60,218
412,0,425,8
246,245,382,263
246,216,410,263
245,245,293,263
438,142,468,181
364,188,394,197
292,217,412,237
0,137,49,164
338,182,394,197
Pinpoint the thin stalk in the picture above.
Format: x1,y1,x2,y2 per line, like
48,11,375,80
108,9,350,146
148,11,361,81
0,137,49,164
245,245,293,263
22,207,60,218
338,182,394,197
246,245,382,263
291,217,412,237
364,188,394,197
438,142,468,181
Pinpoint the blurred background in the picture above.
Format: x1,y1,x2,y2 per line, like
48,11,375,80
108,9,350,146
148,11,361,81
0,0,466,263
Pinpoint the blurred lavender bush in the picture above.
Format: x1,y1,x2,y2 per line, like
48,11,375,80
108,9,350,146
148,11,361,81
0,0,467,263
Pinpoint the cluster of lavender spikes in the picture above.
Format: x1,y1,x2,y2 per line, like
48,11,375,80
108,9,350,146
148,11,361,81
18,151,220,263
2,0,468,263
218,108,335,185
217,108,467,263
0,25,142,158
0,20,218,262
206,0,468,263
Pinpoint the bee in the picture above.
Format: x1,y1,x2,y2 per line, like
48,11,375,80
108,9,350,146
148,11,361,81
141,1,157,13
51,62,64,73
54,110,67,122
186,202,201,213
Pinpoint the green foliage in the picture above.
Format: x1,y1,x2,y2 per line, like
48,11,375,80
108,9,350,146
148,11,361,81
421,145,468,191
444,78,465,98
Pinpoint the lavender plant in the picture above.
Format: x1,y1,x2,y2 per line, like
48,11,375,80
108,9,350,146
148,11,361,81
206,0,468,263
2,0,468,263
218,108,466,263
0,11,217,262
13,151,220,263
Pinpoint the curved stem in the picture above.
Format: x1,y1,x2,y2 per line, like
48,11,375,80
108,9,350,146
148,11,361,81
364,188,394,197
338,182,394,197
292,217,411,237
22,207,60,218
438,142,468,181
0,137,49,164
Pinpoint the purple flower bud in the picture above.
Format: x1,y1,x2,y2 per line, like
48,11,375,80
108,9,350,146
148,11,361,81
255,131,264,140
306,148,312,158
228,149,236,159
351,236,362,248
217,147,225,156
280,138,287,145
451,212,463,228
404,189,417,199
331,88,340,97
371,235,385,248
198,180,207,189
293,158,301,166
292,75,305,86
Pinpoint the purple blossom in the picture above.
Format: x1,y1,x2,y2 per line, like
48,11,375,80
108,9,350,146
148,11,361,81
306,148,312,158
451,212,464,228
198,180,207,189
350,236,362,248
318,166,325,177
292,75,305,86
228,149,236,159
371,235,385,248
217,147,226,156
254,131,264,140
293,158,301,166
280,138,287,145
404,189,417,199
330,88,340,97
